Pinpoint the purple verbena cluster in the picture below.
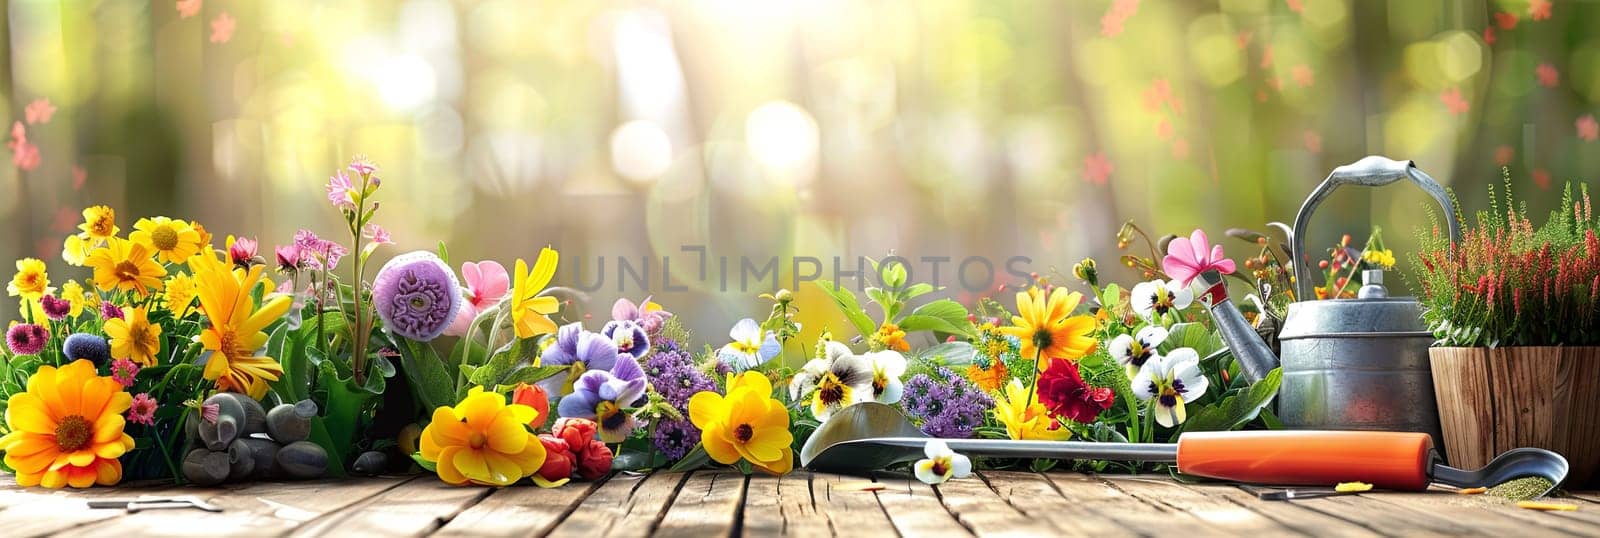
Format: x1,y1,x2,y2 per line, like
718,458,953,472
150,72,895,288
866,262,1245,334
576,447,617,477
901,367,992,439
643,343,715,459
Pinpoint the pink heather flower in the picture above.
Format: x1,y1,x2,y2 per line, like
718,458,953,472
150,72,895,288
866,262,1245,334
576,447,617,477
111,358,141,387
326,170,358,211
24,98,56,125
6,324,49,355
293,230,349,270
444,260,510,337
128,393,158,426
1162,228,1237,287
40,294,72,321
101,301,125,320
362,223,394,246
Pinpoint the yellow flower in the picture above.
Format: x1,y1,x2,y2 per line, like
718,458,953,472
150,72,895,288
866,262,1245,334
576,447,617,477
966,359,1009,393
0,360,135,488
419,387,547,486
999,287,1097,367
62,280,94,318
104,307,163,367
62,234,95,266
874,322,910,352
1362,248,1396,269
8,258,52,300
130,217,203,265
85,237,167,296
78,206,119,240
993,379,1071,441
191,250,290,399
511,247,561,340
163,273,198,315
689,371,793,475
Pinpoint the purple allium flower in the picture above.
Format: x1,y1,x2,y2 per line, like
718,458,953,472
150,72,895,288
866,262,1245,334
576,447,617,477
644,347,715,410
602,319,650,360
372,250,461,342
539,322,620,396
556,355,648,443
652,418,701,461
654,337,682,354
6,323,49,355
40,294,71,321
100,302,124,321
902,367,993,439
63,333,112,364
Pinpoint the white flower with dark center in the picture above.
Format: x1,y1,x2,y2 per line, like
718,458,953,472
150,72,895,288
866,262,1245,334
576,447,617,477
1131,279,1193,321
1110,326,1168,377
914,439,972,485
1132,347,1209,428
863,350,907,404
788,341,874,422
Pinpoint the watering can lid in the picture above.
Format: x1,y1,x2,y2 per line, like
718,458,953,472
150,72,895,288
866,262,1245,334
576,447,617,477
1279,296,1431,340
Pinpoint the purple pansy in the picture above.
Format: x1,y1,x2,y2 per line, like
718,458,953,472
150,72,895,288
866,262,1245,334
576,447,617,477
612,296,672,337
556,355,648,443
539,322,620,397
372,251,461,341
601,319,650,360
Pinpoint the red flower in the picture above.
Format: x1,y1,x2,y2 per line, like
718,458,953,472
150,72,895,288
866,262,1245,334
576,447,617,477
552,417,598,451
534,435,573,483
551,417,614,480
512,383,550,429
1036,358,1115,424
576,439,614,481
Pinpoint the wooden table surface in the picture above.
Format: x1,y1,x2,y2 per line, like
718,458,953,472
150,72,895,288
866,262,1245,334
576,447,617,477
2,471,1597,537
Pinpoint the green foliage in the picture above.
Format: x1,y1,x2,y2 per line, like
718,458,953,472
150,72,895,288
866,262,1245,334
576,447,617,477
1179,368,1282,433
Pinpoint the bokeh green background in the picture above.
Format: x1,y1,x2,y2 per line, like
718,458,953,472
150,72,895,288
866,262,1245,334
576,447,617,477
3,0,1597,344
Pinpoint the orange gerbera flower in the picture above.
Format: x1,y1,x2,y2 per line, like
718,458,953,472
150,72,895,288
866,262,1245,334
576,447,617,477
999,287,1097,368
0,360,135,488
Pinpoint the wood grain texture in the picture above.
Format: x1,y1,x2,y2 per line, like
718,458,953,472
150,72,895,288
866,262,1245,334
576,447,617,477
653,470,747,538
56,477,406,537
546,471,688,538
0,481,189,537
1101,476,1311,536
935,471,1055,537
287,476,491,537
979,471,1122,537
432,478,600,537
871,473,972,537
1044,472,1217,537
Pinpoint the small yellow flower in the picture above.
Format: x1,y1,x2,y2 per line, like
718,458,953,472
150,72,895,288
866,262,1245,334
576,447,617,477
62,280,95,318
511,247,561,340
993,379,1071,441
689,371,793,475
130,217,203,265
0,360,135,488
874,322,910,352
85,238,166,296
8,258,52,300
104,307,163,367
78,205,119,241
163,273,198,315
966,360,1009,393
419,387,547,486
1361,249,1396,269
62,234,95,266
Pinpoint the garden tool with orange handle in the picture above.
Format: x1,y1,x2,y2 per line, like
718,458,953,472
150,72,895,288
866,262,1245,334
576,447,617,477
801,402,1568,496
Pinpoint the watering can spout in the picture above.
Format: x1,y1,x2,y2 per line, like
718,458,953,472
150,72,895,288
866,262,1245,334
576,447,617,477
1195,269,1279,383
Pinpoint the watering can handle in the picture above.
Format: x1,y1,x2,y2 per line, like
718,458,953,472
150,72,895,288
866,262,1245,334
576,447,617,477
1290,156,1462,301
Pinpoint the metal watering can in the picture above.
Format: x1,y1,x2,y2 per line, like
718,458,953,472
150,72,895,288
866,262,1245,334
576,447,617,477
1196,156,1461,447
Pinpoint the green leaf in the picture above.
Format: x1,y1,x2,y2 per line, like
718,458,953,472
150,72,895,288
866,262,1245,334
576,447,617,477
898,299,975,338
266,321,308,403
668,443,712,472
492,366,568,391
1180,367,1282,433
469,339,525,387
396,339,457,413
1160,322,1222,358
865,287,896,319
902,283,935,300
436,241,449,265
910,341,976,366
813,280,877,337
410,452,438,473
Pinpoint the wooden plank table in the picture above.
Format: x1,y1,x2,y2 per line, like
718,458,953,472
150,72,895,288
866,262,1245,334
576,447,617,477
2,472,1595,537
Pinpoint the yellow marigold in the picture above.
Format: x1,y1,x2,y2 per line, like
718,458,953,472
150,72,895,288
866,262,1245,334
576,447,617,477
966,360,1009,393
993,379,1071,441
689,371,793,475
511,248,560,340
104,307,163,367
78,206,119,240
419,387,547,486
0,359,135,488
999,287,1097,367
163,273,198,315
8,257,52,300
130,217,203,265
875,322,910,352
191,250,290,399
85,237,166,296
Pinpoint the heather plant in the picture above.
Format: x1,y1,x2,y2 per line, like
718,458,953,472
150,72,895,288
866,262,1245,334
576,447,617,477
1413,171,1600,347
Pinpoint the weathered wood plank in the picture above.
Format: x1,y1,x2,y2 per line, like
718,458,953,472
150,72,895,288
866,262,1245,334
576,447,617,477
55,477,406,537
980,471,1122,537
1194,485,1381,537
1281,492,1492,536
0,481,189,537
1373,489,1600,537
934,472,1056,537
871,474,971,537
1044,472,1219,537
288,476,490,537
811,473,900,537
742,471,829,537
546,472,688,538
432,478,601,537
654,470,748,538
1101,476,1308,536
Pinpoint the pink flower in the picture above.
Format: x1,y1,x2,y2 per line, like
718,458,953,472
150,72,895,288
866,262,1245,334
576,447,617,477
111,359,141,388
1536,63,1560,88
443,260,511,336
1578,114,1598,142
1162,228,1237,287
349,155,378,177
209,11,235,44
1494,145,1515,166
176,0,201,18
362,223,393,246
1083,153,1114,185
1530,0,1551,21
1440,88,1470,115
612,296,673,336
7,122,40,171
128,393,158,426
229,236,258,265
1291,64,1314,88
326,170,357,211
25,98,56,125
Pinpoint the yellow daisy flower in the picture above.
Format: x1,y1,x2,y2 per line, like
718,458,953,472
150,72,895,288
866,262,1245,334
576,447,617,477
8,258,52,300
163,273,198,315
78,205,119,241
130,217,203,265
62,280,95,318
104,307,163,367
62,234,95,266
84,238,166,296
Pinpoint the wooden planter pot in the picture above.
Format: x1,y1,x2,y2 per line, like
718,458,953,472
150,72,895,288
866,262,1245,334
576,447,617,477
1430,347,1600,487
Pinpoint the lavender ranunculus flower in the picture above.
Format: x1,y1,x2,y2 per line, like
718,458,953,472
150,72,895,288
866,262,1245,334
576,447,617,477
602,319,650,360
372,251,461,341
539,322,620,397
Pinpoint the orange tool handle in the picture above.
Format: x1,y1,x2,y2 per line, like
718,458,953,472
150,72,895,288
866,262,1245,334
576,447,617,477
1176,430,1435,491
